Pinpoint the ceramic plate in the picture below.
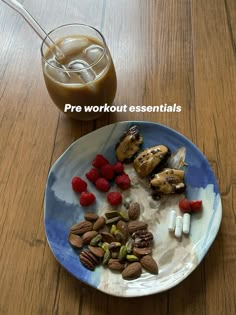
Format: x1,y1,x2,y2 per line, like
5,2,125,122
44,121,222,297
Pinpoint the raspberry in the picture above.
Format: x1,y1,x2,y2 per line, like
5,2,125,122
100,164,114,180
189,200,202,213
92,154,109,168
107,192,122,206
95,178,110,192
86,168,100,183
115,173,131,190
71,177,87,193
179,198,191,213
79,191,96,206
113,161,124,174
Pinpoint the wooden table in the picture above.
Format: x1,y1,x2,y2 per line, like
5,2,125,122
0,0,235,314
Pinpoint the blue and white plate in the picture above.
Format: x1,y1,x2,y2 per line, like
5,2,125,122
44,121,222,297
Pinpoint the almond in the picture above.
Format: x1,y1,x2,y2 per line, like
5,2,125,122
128,202,140,220
68,233,83,248
122,262,142,280
133,247,152,257
82,231,98,244
93,216,106,231
108,259,124,271
84,212,99,222
70,221,93,235
101,232,115,243
88,245,105,258
140,255,158,274
128,221,148,234
117,220,129,240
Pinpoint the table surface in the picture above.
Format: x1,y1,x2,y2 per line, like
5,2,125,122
0,0,235,314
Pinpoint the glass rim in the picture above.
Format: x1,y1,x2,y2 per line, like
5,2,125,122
40,23,107,72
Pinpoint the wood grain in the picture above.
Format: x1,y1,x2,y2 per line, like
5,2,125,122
0,0,235,314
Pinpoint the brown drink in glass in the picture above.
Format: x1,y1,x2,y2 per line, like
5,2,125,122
41,24,117,120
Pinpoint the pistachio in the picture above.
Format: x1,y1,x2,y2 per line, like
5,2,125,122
114,230,125,243
126,254,139,262
126,239,134,254
105,211,120,219
106,217,120,225
93,216,106,231
118,245,127,261
118,210,129,222
102,250,111,265
90,234,102,246
117,220,129,240
110,224,117,235
109,242,121,249
100,242,110,251
111,251,119,259
84,212,99,222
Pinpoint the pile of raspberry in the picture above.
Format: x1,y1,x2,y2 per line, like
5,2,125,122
71,154,131,207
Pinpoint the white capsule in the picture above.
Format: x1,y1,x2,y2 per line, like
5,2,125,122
168,210,177,232
183,213,191,234
175,216,183,238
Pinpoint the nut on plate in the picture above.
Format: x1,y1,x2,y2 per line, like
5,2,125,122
108,259,125,271
128,221,148,234
150,168,185,194
88,245,105,258
133,247,152,256
93,216,106,231
90,234,102,246
84,212,99,222
128,202,141,220
82,231,98,244
133,145,170,178
102,249,111,265
106,216,120,225
122,262,142,280
101,232,116,243
118,245,128,261
117,220,129,240
132,230,153,248
115,125,143,162
140,255,158,274
79,249,99,271
70,221,93,235
104,211,120,219
68,233,83,248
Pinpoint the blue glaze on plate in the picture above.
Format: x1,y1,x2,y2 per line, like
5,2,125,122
44,121,222,297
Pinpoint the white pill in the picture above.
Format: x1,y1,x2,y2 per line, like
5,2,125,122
175,216,183,238
168,210,177,232
183,213,191,234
